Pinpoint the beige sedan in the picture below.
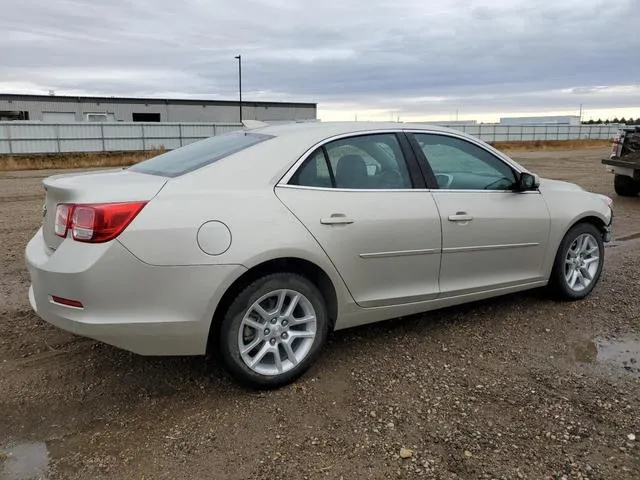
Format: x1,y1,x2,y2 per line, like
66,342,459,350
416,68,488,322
26,122,613,388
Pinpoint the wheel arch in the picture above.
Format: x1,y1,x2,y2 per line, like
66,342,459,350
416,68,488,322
206,256,340,355
566,213,609,238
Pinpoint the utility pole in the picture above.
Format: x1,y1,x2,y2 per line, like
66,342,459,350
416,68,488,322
234,55,242,123
579,103,583,123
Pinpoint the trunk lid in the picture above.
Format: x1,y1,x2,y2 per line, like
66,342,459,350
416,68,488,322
42,168,168,250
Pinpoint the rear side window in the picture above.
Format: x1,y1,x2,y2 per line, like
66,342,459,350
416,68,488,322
129,131,273,177
289,133,413,189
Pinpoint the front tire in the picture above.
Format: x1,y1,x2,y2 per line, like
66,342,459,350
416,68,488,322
549,223,604,301
614,174,640,197
218,273,329,389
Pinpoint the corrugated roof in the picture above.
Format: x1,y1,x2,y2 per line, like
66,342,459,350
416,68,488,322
0,93,316,109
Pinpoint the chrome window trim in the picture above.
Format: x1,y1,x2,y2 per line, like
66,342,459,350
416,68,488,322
276,127,532,192
276,184,541,194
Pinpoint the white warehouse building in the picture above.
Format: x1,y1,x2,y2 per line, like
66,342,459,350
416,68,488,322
0,93,317,123
499,115,581,126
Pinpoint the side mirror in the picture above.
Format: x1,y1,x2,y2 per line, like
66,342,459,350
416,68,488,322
517,172,540,191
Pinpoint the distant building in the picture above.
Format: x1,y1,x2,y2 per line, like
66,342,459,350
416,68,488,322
499,115,580,126
412,120,478,126
0,93,317,123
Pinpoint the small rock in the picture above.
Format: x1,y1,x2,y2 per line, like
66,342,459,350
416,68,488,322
400,447,413,459
464,450,472,458
628,433,636,441
386,422,395,429
545,328,551,333
370,411,376,418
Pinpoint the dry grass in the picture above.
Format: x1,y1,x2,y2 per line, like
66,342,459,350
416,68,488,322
491,139,611,152
0,149,166,172
0,139,612,172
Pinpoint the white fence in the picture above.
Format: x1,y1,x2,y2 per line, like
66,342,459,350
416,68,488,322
434,123,621,142
0,122,243,155
0,121,621,155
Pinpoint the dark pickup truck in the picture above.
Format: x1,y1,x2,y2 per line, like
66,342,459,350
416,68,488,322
602,126,640,196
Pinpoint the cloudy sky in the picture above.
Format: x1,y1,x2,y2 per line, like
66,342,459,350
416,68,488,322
2,0,640,122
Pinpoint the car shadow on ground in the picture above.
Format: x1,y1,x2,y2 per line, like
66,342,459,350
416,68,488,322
73,286,551,396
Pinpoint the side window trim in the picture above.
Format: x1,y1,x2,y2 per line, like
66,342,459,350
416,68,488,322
321,146,336,188
396,132,426,189
404,132,439,189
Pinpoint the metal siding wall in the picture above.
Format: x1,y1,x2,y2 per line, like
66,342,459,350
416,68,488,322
0,98,315,123
0,123,9,153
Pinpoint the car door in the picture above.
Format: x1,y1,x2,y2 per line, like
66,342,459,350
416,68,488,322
275,132,442,308
408,132,551,297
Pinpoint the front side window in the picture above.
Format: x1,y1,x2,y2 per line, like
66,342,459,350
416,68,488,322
413,133,516,191
290,133,413,189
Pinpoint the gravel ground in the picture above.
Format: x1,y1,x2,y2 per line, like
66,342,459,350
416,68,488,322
1,148,639,480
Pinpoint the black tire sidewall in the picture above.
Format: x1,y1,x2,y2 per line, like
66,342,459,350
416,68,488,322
218,273,329,389
551,223,604,300
614,174,640,197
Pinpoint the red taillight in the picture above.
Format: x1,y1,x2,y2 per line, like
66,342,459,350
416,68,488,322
54,202,146,243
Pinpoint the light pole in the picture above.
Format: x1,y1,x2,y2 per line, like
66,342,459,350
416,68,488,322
234,54,242,123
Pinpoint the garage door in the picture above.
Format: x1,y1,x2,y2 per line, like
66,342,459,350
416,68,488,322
42,112,76,122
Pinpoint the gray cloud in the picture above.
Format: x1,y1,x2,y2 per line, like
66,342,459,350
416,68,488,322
2,0,640,118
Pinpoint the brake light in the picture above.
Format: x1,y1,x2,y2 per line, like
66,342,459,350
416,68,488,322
54,202,146,243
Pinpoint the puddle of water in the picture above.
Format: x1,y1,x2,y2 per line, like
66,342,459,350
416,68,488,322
1,442,49,480
572,335,640,375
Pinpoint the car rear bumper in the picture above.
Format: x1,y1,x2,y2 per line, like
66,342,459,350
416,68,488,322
25,228,246,356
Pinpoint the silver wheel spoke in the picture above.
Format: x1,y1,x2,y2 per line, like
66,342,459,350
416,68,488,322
284,293,301,317
584,256,599,265
253,304,270,321
580,267,592,280
241,336,263,355
244,318,264,330
249,343,271,368
282,340,298,365
581,235,591,252
273,346,283,373
568,269,579,288
275,290,287,315
289,330,315,339
291,314,316,326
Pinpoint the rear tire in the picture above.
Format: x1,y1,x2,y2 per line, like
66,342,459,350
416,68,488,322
614,174,640,197
548,223,604,301
218,273,329,389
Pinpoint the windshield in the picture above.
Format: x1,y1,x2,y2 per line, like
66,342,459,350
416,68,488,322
129,131,274,177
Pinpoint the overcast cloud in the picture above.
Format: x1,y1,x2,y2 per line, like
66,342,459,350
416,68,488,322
2,0,640,120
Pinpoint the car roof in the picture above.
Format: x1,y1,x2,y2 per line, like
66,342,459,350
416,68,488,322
250,121,465,144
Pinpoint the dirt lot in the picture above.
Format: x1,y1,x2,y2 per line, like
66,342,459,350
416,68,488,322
1,147,639,480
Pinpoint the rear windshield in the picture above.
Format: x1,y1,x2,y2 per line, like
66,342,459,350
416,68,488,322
129,131,274,177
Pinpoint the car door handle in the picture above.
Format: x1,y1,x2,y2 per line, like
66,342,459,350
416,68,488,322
321,214,355,225
448,213,473,222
